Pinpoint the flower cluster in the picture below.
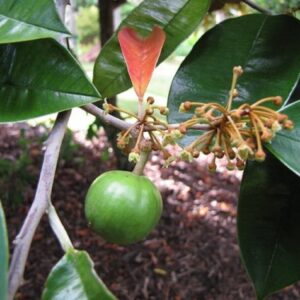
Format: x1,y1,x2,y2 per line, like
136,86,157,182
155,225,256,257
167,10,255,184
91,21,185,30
115,96,172,162
176,66,293,171
111,66,293,171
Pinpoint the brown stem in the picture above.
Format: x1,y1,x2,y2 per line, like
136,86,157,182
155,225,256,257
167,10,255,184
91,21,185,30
82,103,131,131
82,104,211,131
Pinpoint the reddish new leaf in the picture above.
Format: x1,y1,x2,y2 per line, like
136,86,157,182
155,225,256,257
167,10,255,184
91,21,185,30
118,26,166,99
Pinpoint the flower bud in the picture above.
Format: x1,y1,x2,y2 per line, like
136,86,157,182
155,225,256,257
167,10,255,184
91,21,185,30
273,96,282,106
261,129,273,143
238,143,252,160
128,151,140,163
192,150,200,158
179,150,194,163
179,101,192,112
208,158,217,172
278,113,288,123
171,129,183,140
226,162,235,171
271,121,282,133
264,119,274,128
183,101,192,111
255,150,266,162
147,96,155,104
233,66,243,76
202,146,210,155
226,150,234,160
159,107,169,116
283,119,294,130
236,158,245,170
212,145,222,154
179,124,187,134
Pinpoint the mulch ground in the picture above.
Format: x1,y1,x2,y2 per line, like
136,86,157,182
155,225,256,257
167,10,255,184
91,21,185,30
2,124,300,300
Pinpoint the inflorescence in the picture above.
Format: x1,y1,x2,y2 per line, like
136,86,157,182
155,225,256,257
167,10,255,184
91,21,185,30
105,66,294,171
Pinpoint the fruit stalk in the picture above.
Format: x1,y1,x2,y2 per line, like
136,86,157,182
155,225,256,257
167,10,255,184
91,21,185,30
132,149,151,176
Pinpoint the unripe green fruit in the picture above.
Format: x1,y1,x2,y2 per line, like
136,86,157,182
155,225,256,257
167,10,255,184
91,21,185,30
85,171,163,245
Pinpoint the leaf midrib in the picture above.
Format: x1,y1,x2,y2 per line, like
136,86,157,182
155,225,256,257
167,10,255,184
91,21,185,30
275,131,300,143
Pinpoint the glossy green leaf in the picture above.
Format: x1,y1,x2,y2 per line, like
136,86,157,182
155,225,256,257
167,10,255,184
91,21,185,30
238,152,300,299
0,201,8,300
93,0,211,98
266,101,300,177
42,249,117,300
168,14,300,147
0,0,69,44
0,39,101,123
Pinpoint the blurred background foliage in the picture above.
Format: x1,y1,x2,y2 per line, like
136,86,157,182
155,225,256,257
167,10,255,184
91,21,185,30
74,0,300,63
257,0,300,13
76,5,99,44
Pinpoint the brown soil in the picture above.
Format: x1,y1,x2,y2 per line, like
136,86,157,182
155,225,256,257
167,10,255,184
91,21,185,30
2,124,299,300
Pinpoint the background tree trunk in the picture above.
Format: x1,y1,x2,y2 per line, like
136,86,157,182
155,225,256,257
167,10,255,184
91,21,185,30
97,0,133,170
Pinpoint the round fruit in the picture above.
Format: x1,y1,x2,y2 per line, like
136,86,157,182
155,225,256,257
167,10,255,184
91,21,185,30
85,170,163,245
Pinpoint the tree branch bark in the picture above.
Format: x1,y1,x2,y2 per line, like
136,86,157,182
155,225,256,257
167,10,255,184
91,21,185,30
83,103,131,131
8,110,71,300
82,103,211,131
97,0,133,170
8,1,74,298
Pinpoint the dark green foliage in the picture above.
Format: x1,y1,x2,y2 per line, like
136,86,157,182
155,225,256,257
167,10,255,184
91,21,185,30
238,152,300,299
257,0,300,13
168,14,300,147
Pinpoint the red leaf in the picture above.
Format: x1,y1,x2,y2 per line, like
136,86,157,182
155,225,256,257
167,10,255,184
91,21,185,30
118,26,166,99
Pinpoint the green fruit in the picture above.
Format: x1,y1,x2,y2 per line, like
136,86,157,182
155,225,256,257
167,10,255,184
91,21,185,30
85,170,163,245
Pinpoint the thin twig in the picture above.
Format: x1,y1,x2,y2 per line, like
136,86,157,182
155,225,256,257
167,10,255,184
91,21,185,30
47,203,74,252
242,0,273,14
82,103,211,131
167,123,210,131
82,103,131,131
8,110,71,300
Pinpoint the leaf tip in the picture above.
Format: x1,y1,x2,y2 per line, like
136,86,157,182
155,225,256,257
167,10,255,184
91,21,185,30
118,26,166,99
